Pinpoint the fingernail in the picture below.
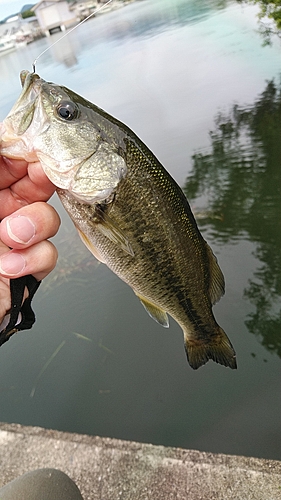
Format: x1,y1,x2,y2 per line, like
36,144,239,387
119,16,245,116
7,216,36,244
0,253,26,276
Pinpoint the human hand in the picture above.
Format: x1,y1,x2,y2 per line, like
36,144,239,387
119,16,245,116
0,156,60,323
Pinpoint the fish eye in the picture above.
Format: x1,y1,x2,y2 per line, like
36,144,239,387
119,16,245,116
56,101,78,121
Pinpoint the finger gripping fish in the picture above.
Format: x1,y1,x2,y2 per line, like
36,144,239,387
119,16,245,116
1,71,237,370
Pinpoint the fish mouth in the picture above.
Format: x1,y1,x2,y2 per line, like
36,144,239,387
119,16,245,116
0,71,49,162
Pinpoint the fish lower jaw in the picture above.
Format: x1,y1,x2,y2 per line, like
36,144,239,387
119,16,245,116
0,140,38,163
0,125,38,161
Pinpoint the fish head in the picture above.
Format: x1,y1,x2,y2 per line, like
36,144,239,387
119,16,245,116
1,71,127,204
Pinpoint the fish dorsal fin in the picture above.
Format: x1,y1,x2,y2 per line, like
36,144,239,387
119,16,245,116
135,292,169,328
205,242,225,305
96,206,134,257
77,227,106,264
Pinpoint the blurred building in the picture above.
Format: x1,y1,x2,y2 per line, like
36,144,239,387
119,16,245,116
32,0,78,36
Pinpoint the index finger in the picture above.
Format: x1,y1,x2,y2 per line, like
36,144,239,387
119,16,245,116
0,159,56,218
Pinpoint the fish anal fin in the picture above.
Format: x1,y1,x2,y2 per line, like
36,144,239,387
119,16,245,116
135,293,169,328
77,227,106,264
205,242,225,305
96,206,134,257
184,327,237,370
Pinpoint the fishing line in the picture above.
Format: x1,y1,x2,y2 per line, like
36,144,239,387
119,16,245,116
32,0,114,72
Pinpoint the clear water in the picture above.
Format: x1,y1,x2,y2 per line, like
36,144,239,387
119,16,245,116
0,0,280,461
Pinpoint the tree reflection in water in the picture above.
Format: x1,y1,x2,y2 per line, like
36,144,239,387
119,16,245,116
184,80,281,357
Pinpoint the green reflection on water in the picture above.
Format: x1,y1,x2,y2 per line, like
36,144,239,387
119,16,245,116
184,80,281,356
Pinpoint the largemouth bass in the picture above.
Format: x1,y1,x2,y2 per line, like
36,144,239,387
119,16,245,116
1,71,237,370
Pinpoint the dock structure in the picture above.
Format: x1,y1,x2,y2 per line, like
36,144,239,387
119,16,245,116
0,422,280,499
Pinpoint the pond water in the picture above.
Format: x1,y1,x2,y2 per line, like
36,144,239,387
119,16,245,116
0,0,280,461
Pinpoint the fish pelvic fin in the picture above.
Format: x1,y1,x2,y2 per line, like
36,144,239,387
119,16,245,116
135,293,169,328
184,327,237,370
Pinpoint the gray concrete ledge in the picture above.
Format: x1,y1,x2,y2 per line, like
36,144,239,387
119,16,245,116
0,422,280,499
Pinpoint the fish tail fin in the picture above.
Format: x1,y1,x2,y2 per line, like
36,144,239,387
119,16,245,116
184,327,237,370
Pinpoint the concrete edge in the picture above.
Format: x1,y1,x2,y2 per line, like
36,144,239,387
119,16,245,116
0,422,280,499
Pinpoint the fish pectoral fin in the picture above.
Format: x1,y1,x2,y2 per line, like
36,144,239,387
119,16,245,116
135,293,169,328
96,207,134,257
77,227,106,264
205,241,225,305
